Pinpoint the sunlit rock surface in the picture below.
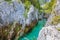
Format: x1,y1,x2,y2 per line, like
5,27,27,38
37,25,60,40
37,0,60,40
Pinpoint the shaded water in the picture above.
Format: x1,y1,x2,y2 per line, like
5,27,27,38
19,19,46,40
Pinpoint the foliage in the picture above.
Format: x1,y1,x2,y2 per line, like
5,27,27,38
4,0,57,14
56,28,60,31
23,9,28,18
24,0,31,10
5,0,11,2
51,15,60,25
29,0,42,11
22,0,57,14
42,0,57,13
22,0,31,18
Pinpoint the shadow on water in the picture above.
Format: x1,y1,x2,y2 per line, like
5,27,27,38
19,19,46,40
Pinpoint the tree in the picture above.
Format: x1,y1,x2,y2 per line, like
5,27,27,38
42,0,57,13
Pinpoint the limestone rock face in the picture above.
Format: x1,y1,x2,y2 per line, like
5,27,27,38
37,0,60,39
0,0,4,2
26,5,38,25
37,25,60,40
0,1,38,27
0,1,38,40
0,1,25,26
